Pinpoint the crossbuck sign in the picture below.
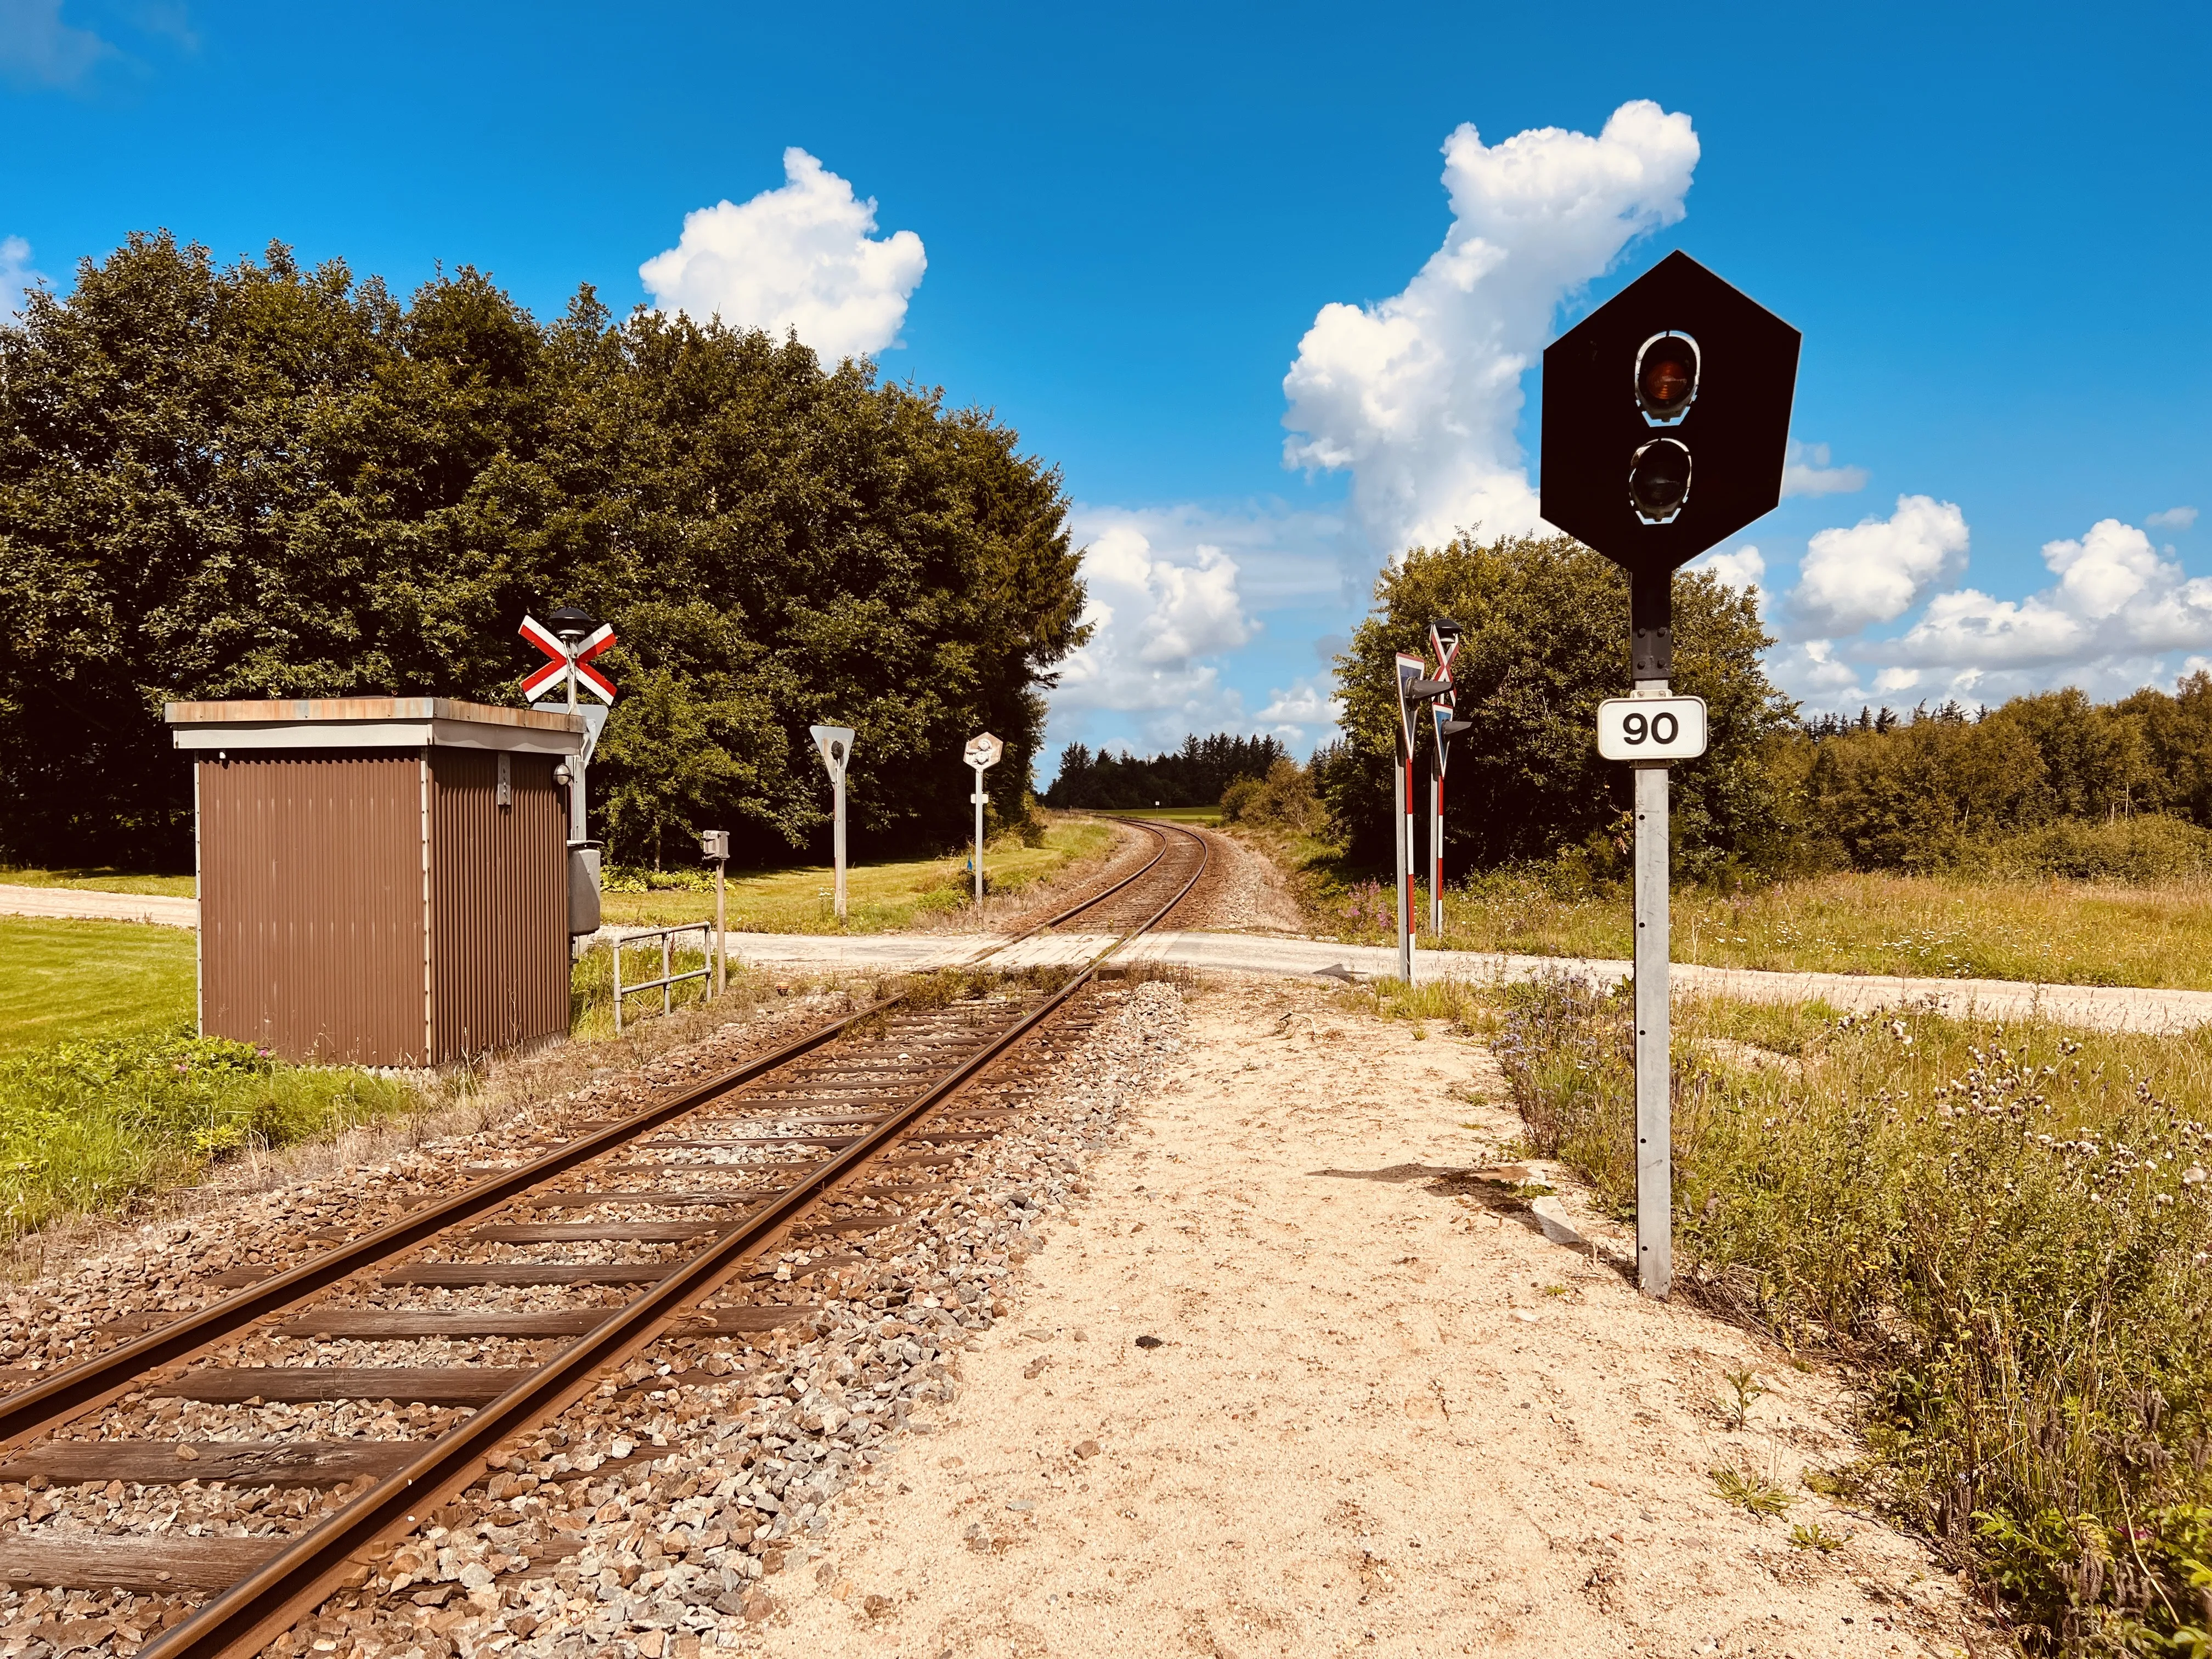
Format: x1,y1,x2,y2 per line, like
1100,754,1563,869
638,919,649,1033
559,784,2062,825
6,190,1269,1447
519,615,618,706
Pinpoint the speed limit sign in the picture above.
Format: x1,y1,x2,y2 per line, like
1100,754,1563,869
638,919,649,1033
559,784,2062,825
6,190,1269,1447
1596,695,1708,762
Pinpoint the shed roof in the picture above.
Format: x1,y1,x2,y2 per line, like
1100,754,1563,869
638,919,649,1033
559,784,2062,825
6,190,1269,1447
165,697,586,755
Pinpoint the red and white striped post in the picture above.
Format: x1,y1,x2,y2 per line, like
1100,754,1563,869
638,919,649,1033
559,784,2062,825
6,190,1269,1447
1426,619,1464,936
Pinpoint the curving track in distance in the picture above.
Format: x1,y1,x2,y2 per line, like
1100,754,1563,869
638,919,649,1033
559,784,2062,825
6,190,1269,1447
0,824,1209,1659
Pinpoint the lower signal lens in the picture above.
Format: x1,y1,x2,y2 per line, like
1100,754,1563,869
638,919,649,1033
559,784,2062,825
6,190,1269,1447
1629,438,1691,523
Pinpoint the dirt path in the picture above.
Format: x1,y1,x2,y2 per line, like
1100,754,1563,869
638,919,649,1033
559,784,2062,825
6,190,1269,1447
765,978,1989,1658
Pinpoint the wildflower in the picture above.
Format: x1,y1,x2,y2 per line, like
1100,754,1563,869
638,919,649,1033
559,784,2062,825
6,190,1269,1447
2185,1165,2208,1186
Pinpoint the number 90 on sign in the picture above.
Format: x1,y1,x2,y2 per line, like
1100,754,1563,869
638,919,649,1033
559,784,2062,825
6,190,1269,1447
1596,695,1709,763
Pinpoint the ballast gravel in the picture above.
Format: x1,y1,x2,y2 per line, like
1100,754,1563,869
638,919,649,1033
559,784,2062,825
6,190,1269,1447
0,977,1186,1659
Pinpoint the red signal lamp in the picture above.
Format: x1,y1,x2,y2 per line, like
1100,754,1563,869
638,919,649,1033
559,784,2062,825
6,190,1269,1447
1635,333,1699,424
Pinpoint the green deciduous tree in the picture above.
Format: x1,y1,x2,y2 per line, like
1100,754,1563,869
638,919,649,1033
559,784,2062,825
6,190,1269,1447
0,233,1086,870
1318,533,1796,883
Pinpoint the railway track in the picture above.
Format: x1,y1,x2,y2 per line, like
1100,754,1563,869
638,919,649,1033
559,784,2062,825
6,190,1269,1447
0,821,1207,1657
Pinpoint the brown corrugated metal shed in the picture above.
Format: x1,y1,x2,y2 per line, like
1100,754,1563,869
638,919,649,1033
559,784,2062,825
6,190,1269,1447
166,699,584,1066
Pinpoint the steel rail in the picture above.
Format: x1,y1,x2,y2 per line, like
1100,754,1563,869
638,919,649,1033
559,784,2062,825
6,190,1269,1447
140,822,1210,1659
0,1009,894,1452
0,824,1181,1453
1028,816,1172,929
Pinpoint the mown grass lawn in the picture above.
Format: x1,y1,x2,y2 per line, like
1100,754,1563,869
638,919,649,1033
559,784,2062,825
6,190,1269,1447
0,916,198,1056
0,866,196,898
600,819,1118,932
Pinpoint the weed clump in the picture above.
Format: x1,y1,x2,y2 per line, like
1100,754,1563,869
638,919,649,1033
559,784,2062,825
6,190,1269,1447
0,1028,414,1240
1493,977,2212,1650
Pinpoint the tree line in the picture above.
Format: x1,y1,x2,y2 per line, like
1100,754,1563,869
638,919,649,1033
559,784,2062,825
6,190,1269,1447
0,233,1087,871
1313,532,2212,887
1043,733,1288,810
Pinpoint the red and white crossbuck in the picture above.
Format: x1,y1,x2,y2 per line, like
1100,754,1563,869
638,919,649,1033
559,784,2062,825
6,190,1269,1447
518,614,618,704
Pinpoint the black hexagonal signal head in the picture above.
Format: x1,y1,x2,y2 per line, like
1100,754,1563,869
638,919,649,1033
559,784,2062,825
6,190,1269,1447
1541,251,1801,575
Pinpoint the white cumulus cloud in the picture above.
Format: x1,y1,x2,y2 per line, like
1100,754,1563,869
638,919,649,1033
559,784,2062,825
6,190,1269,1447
2148,506,2198,531
1889,520,2212,675
1255,676,1342,744
1280,100,1700,560
640,148,926,362
0,236,42,320
1781,441,1868,498
1775,515,2212,710
1691,544,1765,591
1788,494,1970,635
1052,522,1255,740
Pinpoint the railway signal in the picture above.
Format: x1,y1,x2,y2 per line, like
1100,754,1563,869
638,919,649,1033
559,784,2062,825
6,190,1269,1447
1426,619,1469,935
1541,251,1799,1300
1393,656,1452,981
811,724,856,922
521,605,618,857
697,829,730,994
964,731,1005,906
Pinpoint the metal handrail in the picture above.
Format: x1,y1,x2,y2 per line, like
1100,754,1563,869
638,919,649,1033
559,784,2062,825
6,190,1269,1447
610,922,716,1032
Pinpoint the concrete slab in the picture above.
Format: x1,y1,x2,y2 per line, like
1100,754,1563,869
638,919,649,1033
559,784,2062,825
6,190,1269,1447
695,927,2212,1033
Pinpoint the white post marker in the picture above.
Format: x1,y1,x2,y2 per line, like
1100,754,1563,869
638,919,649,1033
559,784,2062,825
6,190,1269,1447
1597,690,1707,1299
697,830,730,995
964,731,1005,907
810,725,856,922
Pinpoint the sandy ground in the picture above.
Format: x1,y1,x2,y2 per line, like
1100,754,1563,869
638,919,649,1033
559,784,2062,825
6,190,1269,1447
760,978,1991,1659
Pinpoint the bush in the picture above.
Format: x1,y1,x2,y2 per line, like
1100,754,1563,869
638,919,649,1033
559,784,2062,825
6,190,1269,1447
1326,533,1796,882
1219,758,1322,833
0,1029,415,1238
1490,979,2212,1651
1959,815,2212,883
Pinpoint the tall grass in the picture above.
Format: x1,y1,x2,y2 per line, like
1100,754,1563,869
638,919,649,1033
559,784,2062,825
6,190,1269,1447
1312,865,2212,991
0,1028,415,1240
1460,975,2212,1652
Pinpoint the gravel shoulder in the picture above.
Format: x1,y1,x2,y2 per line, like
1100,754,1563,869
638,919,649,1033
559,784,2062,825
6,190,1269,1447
765,977,1994,1659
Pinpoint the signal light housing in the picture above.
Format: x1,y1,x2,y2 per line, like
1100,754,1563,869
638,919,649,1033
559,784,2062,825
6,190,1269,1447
1540,251,1800,579
1634,332,1699,424
1629,438,1692,523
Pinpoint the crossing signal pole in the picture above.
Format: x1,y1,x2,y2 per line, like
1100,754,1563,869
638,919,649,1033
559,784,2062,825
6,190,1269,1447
1426,619,1468,936
1541,251,1799,1299
1393,656,1452,981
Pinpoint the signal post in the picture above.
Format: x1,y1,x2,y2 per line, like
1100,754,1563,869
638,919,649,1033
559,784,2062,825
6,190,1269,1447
964,732,1005,905
810,725,856,922
1541,251,1800,1299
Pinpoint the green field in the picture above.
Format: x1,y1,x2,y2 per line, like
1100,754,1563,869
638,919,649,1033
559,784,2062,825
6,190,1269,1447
1302,864,2212,991
0,866,197,898
0,916,198,1056
600,820,1117,931
1098,805,1223,827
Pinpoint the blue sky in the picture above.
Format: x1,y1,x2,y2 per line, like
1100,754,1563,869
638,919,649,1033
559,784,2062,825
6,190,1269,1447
7,0,2209,776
